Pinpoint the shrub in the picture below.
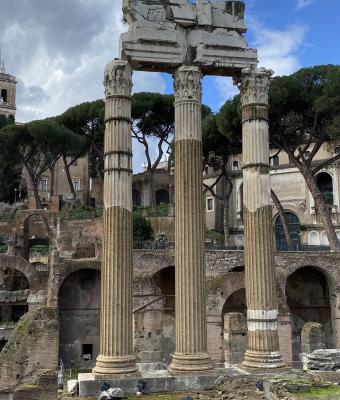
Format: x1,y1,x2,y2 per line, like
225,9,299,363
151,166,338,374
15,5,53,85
133,213,154,241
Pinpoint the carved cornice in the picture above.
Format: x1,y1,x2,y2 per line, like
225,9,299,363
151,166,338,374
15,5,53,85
173,66,202,103
104,59,132,98
235,67,273,108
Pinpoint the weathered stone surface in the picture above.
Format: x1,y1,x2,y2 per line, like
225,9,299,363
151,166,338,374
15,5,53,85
301,322,326,354
301,349,340,371
170,66,212,372
224,313,247,364
0,307,58,391
237,68,284,369
93,59,137,377
121,0,257,74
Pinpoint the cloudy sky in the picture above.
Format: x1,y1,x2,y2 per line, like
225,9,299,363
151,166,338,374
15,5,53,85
1,0,339,170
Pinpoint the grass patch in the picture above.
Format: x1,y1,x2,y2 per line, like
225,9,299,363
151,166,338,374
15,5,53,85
0,243,8,253
29,244,49,255
295,385,340,398
0,212,15,221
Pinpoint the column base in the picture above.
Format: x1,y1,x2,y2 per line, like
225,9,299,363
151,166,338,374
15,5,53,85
242,350,285,369
93,355,137,378
169,353,213,372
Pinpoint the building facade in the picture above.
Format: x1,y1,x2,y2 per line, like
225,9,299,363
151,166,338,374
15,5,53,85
204,143,340,249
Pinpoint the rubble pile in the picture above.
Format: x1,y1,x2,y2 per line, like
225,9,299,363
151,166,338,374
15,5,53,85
196,376,267,400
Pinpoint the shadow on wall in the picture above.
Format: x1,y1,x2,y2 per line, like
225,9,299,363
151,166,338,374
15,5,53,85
286,266,332,362
58,269,100,369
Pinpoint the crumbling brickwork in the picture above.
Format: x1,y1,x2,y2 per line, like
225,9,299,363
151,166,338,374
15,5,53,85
0,307,58,392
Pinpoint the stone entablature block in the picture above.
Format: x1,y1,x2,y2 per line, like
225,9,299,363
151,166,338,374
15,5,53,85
121,0,257,74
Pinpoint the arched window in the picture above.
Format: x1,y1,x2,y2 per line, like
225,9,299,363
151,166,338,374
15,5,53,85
232,160,239,171
275,212,301,251
316,172,333,205
0,88,7,103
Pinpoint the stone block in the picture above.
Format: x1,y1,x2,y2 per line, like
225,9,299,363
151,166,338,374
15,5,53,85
301,349,340,371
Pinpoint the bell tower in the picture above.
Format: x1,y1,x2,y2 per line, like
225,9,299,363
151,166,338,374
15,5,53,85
0,50,17,120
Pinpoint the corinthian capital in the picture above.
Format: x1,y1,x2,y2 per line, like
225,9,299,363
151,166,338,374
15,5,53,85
104,59,132,97
235,67,273,107
174,66,202,102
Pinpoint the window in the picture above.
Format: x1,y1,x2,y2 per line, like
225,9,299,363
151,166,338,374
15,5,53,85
304,151,311,160
316,172,333,205
82,344,93,361
232,160,239,171
206,197,214,212
73,179,80,192
39,179,48,192
334,146,340,156
204,166,209,175
271,155,279,167
0,89,7,104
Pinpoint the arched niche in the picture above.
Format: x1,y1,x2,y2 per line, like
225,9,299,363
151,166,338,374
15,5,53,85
286,266,332,362
58,268,101,368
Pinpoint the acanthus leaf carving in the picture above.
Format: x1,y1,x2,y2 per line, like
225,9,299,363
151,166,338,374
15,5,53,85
173,66,202,102
104,59,133,97
235,67,273,107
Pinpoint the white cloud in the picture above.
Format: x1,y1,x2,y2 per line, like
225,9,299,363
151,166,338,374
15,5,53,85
297,0,315,9
0,0,166,123
252,20,308,76
213,19,308,108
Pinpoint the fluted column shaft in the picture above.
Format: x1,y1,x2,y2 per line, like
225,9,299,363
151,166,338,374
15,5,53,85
237,68,284,369
170,66,212,372
93,60,137,377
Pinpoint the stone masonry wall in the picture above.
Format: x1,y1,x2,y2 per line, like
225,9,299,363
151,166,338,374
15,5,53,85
0,307,58,391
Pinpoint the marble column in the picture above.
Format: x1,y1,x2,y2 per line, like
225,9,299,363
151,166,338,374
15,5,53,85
237,67,284,369
170,66,212,372
93,60,137,377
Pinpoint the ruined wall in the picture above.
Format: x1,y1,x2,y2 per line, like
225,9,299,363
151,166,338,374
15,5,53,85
0,307,58,391
2,208,340,378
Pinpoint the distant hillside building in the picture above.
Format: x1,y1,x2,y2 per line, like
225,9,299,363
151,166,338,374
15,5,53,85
0,55,16,119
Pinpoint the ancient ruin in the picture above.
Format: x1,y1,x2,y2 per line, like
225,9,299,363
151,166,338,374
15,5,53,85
2,1,340,399
91,0,283,378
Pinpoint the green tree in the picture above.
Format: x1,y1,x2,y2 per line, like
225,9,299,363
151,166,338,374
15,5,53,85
202,108,241,246
269,65,340,250
133,212,154,241
59,100,105,179
132,93,175,208
0,115,20,203
0,120,85,209
217,95,293,248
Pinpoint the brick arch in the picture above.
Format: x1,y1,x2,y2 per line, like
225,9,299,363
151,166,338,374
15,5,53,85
57,264,101,295
15,209,55,234
0,254,40,293
217,272,245,316
279,263,335,295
